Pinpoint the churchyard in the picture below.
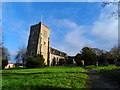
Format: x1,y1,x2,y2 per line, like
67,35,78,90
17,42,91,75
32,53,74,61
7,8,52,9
2,65,120,89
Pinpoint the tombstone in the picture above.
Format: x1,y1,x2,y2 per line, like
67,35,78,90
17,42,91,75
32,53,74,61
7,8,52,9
95,61,99,66
73,59,77,66
81,60,84,66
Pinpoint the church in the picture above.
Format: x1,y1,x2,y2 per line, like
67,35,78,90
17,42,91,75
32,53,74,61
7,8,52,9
27,22,67,66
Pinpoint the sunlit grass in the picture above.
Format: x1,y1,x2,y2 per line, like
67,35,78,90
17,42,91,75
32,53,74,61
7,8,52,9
2,66,89,89
86,65,120,71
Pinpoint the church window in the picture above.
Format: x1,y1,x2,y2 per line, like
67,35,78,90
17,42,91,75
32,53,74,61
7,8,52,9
35,31,36,35
51,49,54,53
32,32,34,36
30,51,33,55
44,31,47,36
44,42,46,45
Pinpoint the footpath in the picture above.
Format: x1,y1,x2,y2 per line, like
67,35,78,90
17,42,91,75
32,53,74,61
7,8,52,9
84,67,119,89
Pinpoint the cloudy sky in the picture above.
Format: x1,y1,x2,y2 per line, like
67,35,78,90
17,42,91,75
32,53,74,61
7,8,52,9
2,2,118,62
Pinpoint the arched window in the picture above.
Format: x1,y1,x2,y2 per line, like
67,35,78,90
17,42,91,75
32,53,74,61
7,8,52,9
52,57,56,66
44,41,46,45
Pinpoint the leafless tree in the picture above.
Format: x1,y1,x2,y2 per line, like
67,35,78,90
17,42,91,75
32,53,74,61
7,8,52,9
15,46,27,64
1,46,10,69
101,1,120,19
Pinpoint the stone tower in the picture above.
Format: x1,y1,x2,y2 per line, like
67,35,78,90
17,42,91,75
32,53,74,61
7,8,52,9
27,22,50,66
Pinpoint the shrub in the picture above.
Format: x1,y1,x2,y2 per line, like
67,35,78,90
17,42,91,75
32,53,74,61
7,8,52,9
2,59,8,69
75,53,82,66
75,60,82,66
26,54,45,68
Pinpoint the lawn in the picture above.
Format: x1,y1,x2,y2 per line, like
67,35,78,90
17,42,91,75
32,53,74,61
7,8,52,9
2,66,89,89
86,65,120,71
86,65,120,87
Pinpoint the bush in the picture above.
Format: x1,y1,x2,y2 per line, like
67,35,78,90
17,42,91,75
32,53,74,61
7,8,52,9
75,53,82,66
26,54,45,68
2,59,8,69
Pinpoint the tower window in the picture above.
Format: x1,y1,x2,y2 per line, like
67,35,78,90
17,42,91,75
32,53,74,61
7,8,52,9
32,32,34,35
44,42,46,45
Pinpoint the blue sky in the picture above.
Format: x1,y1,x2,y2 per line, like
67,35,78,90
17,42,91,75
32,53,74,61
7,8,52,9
2,2,118,62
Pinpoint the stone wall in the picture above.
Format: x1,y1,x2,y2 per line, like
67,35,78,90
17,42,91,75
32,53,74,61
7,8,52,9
49,47,67,66
27,24,40,56
37,22,50,65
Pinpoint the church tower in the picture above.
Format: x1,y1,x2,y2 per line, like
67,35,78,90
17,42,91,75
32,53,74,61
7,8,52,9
27,22,50,66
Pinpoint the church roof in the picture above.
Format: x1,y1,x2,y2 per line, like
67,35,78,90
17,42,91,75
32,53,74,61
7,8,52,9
50,47,67,55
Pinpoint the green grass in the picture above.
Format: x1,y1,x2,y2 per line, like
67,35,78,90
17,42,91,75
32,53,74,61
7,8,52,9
86,65,120,72
86,65,120,86
2,66,89,89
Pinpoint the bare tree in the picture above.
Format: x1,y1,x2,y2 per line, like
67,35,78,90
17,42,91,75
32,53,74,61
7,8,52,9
101,1,120,54
110,45,120,54
1,46,10,69
2,46,10,60
101,1,120,19
15,46,27,64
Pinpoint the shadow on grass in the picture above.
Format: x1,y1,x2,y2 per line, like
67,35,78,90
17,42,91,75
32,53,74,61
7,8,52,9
2,72,88,76
4,67,27,70
2,85,75,90
4,66,84,70
3,71,88,76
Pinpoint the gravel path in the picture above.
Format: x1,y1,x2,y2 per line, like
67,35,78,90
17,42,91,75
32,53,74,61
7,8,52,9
84,67,119,89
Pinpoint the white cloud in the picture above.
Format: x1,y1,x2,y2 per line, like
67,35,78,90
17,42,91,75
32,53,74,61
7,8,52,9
91,18,118,42
50,19,96,55
8,48,17,63
50,4,118,55
90,4,118,49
